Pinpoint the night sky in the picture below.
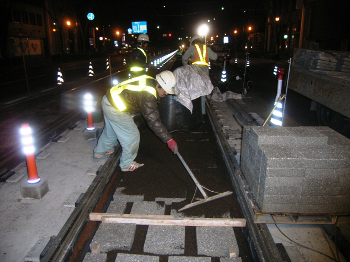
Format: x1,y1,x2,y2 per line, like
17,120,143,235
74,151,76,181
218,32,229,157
87,0,265,38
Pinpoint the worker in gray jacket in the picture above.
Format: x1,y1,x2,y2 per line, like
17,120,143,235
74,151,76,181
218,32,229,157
182,36,217,75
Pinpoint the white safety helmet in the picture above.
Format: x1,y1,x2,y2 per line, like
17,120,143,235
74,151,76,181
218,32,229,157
137,33,150,42
156,70,176,95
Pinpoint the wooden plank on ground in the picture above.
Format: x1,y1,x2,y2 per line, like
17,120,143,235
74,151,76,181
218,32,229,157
90,213,246,227
89,213,246,227
89,213,174,221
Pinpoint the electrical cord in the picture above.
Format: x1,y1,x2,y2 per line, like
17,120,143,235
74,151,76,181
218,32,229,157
271,215,340,262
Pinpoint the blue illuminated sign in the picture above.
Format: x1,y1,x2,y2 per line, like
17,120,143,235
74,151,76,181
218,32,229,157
87,13,95,20
132,21,147,34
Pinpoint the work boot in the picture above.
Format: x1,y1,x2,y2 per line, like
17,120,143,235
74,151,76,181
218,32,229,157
121,161,144,172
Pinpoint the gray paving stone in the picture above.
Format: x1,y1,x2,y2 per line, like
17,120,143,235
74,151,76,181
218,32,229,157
115,253,159,262
168,256,211,262
220,257,243,262
107,200,128,213
113,187,144,202
90,223,136,252
83,252,107,262
154,197,186,205
197,227,238,257
130,201,165,215
144,225,185,255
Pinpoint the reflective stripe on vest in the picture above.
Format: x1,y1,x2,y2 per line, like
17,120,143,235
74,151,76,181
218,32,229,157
110,75,156,111
137,47,147,63
192,44,209,66
130,48,147,72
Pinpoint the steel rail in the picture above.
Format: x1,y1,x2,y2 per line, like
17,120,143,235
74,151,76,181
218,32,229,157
206,99,283,262
40,116,143,261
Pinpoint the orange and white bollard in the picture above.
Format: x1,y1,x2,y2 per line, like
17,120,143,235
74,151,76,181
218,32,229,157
57,68,64,85
20,123,41,184
84,93,95,130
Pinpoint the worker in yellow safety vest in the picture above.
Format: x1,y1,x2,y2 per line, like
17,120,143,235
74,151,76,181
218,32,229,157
130,33,150,77
182,35,217,75
93,71,178,172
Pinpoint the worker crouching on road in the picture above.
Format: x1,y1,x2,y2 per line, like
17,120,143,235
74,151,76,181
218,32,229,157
93,71,178,172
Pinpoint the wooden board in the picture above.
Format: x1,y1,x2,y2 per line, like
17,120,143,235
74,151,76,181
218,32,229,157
89,213,246,227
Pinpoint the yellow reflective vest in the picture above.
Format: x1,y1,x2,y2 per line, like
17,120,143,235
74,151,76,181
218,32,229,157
130,47,148,72
192,44,209,66
107,75,156,111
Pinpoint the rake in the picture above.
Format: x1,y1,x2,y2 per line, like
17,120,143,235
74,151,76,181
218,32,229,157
176,151,233,212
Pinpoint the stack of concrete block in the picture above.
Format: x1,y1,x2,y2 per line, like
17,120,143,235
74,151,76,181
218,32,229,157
241,126,350,214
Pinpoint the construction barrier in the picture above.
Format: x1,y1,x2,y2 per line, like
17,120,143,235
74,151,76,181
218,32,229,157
84,93,95,130
57,68,64,85
270,69,285,126
106,58,110,70
88,62,94,77
20,123,41,184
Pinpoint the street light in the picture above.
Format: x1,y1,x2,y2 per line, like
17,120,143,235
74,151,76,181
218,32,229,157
198,24,209,44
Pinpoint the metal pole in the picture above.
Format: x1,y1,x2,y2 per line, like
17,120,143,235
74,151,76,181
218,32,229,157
281,58,292,126
109,55,112,84
22,52,30,96
242,52,248,96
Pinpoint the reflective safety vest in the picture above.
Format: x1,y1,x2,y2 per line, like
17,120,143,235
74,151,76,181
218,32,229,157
192,44,209,66
130,47,148,72
109,75,156,111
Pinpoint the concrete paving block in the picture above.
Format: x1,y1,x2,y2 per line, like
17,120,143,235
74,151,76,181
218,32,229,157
36,151,51,160
113,187,144,202
220,258,243,262
63,192,82,207
130,201,165,215
82,252,107,262
155,197,186,205
249,126,295,146
144,225,185,255
264,177,304,192
261,203,300,213
90,223,136,252
288,126,328,146
57,136,70,143
196,227,238,257
115,253,159,262
249,112,264,126
300,146,349,169
24,238,50,262
86,166,99,176
260,145,306,169
107,200,128,213
265,167,306,178
168,256,211,262
20,178,49,199
6,170,26,183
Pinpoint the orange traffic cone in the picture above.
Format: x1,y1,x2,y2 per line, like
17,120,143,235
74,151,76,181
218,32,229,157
20,123,41,184
57,68,64,85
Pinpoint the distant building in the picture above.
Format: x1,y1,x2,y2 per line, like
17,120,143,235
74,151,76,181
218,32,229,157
5,0,79,58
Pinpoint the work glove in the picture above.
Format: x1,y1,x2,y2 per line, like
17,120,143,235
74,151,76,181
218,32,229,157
167,139,178,154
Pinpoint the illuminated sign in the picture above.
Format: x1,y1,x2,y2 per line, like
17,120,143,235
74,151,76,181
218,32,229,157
132,21,147,33
87,13,95,20
223,36,229,44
